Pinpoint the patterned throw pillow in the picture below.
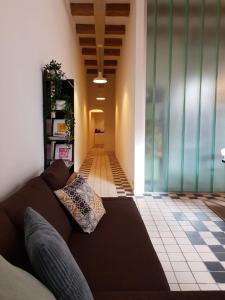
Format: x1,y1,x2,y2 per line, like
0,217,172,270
54,175,106,233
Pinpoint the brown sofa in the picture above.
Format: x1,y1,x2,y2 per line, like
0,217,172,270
0,160,224,299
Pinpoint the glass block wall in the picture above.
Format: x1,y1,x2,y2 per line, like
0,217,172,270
145,0,225,192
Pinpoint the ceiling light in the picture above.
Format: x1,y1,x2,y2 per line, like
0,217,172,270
96,97,106,101
93,72,107,84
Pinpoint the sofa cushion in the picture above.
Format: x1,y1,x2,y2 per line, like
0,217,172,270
0,255,56,300
2,177,72,242
24,207,94,300
94,291,225,300
55,175,106,233
41,159,70,190
68,197,169,293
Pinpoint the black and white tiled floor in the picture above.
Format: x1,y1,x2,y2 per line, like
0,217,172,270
108,152,134,197
135,193,225,291
80,149,225,290
79,148,133,197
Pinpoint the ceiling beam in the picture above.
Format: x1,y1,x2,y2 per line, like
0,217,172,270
70,3,94,16
106,3,130,16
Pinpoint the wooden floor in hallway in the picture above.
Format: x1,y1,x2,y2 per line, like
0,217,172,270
79,147,133,198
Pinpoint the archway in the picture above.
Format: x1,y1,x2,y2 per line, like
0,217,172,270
89,109,104,149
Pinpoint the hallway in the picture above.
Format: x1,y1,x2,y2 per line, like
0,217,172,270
79,147,133,198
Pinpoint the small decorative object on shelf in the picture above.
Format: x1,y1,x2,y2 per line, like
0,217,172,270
42,60,75,172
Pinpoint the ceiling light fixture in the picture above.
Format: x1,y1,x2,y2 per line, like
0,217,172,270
96,97,106,101
93,71,107,84
93,42,107,84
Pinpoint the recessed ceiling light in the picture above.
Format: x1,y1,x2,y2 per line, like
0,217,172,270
96,97,106,101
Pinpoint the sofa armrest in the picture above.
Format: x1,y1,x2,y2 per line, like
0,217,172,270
94,291,225,300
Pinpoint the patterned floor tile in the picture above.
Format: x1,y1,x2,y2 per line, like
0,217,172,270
79,150,225,291
136,194,225,291
79,148,133,197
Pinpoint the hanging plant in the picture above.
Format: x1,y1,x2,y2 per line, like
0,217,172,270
43,60,65,80
43,60,65,112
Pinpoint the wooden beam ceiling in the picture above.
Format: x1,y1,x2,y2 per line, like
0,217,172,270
104,69,116,74
104,48,120,56
79,37,96,46
85,60,97,66
82,48,97,55
71,3,130,17
76,24,95,34
71,3,94,16
72,2,130,76
104,60,117,66
106,3,130,16
105,25,126,35
87,69,98,74
104,38,122,47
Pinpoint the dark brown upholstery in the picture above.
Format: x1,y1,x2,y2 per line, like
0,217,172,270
41,159,70,190
2,177,72,242
0,207,25,267
94,291,225,300
68,198,169,292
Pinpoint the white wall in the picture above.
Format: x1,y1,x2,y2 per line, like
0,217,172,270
87,75,115,151
115,0,146,194
0,0,88,201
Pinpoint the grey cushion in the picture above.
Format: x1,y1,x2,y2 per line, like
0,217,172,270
24,207,94,300
0,255,56,300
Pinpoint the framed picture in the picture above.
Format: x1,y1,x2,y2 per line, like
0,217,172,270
53,119,66,136
54,143,73,161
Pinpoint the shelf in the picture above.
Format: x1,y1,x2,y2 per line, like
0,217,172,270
48,136,67,141
43,72,74,172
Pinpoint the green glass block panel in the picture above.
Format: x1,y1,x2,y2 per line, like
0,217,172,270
153,2,170,191
145,0,225,192
198,0,218,192
145,0,156,191
182,0,202,192
213,0,225,191
168,5,185,191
